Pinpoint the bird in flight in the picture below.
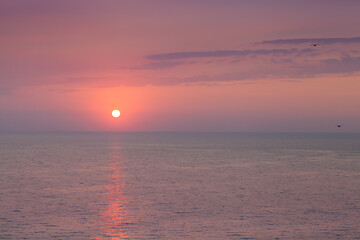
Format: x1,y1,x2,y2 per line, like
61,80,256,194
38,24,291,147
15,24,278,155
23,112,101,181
337,125,342,128
312,43,319,47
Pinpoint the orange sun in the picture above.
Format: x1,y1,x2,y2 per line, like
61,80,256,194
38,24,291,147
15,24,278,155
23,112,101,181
112,110,120,118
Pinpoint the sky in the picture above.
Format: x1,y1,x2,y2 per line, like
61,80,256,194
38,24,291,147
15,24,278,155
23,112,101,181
1,0,360,132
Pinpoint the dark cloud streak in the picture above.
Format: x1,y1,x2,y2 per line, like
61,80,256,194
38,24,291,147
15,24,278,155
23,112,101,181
146,48,313,61
132,61,189,70
261,37,360,45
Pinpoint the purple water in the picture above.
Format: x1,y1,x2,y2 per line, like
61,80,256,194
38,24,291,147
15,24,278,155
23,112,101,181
1,133,359,239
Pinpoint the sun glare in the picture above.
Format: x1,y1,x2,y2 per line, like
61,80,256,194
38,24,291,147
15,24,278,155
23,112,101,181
112,110,120,118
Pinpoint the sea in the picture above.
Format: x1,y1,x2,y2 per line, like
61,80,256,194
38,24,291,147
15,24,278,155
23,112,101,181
0,132,359,239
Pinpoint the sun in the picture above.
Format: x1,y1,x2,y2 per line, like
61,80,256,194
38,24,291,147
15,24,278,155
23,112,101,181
112,110,120,118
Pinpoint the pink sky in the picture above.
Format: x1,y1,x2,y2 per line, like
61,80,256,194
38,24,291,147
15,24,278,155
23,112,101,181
1,0,360,132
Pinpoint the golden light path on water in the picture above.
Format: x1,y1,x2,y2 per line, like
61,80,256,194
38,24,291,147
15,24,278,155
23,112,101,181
101,146,128,239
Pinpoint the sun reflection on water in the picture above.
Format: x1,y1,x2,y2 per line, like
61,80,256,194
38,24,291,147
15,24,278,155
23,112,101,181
102,148,129,239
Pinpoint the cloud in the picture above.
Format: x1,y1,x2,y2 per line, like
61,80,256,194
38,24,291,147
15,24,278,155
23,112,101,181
47,88,79,94
136,47,314,71
261,37,360,45
311,55,360,75
146,48,313,61
2,34,360,93
148,55,360,86
132,61,189,70
2,53,359,92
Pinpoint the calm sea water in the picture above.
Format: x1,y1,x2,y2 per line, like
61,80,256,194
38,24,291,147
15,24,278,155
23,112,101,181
0,132,359,239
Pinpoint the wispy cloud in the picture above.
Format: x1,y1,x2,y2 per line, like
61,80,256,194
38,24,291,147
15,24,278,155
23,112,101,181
2,34,360,93
146,48,313,61
47,88,79,94
142,55,360,86
261,37,360,45
132,61,189,70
